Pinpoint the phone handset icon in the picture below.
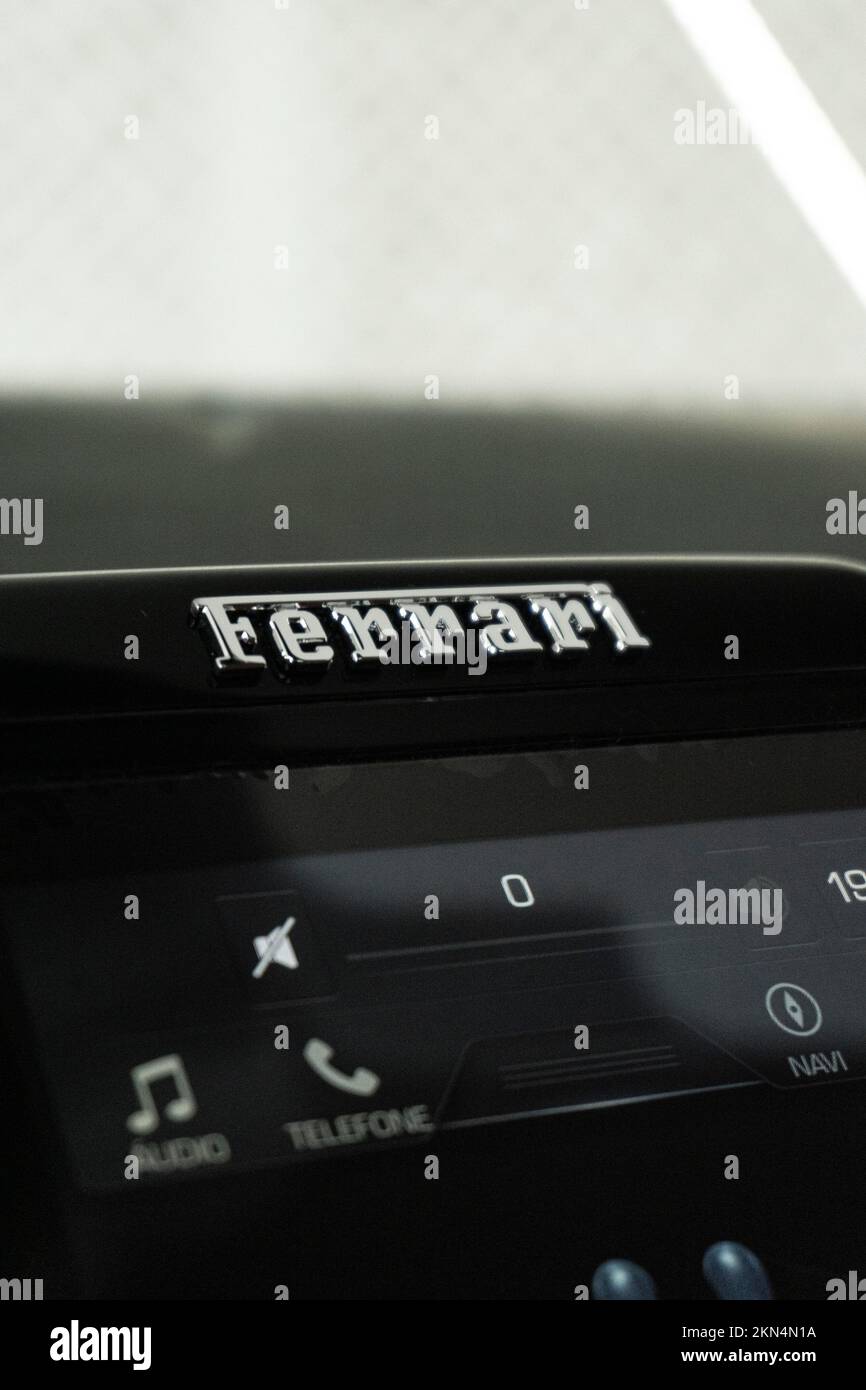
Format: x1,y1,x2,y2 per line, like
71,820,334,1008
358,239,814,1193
302,1038,381,1098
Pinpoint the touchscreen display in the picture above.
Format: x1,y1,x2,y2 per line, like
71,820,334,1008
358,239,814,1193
3,729,866,1189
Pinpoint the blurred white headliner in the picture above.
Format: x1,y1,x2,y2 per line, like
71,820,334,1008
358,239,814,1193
2,0,865,410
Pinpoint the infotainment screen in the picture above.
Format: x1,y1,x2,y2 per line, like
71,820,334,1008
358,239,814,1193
3,728,866,1193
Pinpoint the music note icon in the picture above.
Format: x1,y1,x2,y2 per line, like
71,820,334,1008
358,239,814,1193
125,1053,198,1135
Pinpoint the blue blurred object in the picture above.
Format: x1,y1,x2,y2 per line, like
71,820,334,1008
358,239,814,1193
703,1242,774,1300
592,1259,658,1300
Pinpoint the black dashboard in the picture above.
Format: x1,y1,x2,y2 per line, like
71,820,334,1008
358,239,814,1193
2,538,866,1309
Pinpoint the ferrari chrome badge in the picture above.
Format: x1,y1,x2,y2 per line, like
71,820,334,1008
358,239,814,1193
191,582,650,679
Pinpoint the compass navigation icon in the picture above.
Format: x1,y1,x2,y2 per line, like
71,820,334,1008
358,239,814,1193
765,982,822,1037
